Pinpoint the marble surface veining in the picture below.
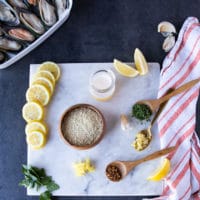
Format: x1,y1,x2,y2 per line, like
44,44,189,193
28,63,163,196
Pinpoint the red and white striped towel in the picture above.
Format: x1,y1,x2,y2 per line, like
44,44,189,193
152,17,200,200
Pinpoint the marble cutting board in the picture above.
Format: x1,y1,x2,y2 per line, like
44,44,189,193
28,62,163,196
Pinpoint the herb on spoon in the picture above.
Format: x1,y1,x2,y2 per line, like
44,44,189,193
19,165,59,200
132,104,152,120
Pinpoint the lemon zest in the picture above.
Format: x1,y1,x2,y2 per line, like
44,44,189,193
73,158,95,177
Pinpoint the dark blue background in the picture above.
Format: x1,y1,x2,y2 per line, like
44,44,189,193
0,0,199,199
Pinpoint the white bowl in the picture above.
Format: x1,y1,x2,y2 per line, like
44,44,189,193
0,0,73,69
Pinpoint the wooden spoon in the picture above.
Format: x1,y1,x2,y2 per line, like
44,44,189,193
105,146,176,182
134,89,174,151
136,78,199,112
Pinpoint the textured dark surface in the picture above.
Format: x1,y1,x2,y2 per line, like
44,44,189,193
0,0,199,200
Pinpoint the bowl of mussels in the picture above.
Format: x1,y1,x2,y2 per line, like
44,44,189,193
0,0,73,69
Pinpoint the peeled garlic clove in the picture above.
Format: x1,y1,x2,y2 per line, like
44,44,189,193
158,21,176,37
162,35,176,52
120,114,131,131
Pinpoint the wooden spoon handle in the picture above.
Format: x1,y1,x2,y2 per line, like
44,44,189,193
151,88,174,127
158,78,200,105
133,146,176,166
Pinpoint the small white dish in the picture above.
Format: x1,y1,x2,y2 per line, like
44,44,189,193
0,0,73,69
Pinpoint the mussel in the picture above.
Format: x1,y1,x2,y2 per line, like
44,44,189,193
54,0,68,19
8,28,35,42
0,51,6,63
38,0,57,26
27,0,37,6
0,37,22,51
0,28,3,36
19,11,45,35
0,1,20,26
7,0,28,9
0,22,35,42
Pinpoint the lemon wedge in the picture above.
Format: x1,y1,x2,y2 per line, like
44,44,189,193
34,70,56,86
25,121,47,135
113,59,139,77
22,102,44,122
147,158,170,181
32,77,54,95
134,48,149,75
38,62,60,81
26,131,46,149
26,84,51,106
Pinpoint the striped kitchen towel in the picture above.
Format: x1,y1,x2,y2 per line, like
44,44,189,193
153,17,200,200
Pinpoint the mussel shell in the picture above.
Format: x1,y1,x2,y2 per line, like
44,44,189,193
0,28,3,36
54,0,68,19
0,51,6,63
38,0,57,26
19,11,45,35
27,0,38,6
0,37,22,51
7,0,28,9
0,1,20,26
8,28,35,42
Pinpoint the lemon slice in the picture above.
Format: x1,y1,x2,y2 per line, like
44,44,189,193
32,77,54,95
134,48,149,75
34,70,56,86
147,158,170,181
38,62,60,81
113,59,139,77
26,131,46,149
26,84,50,106
25,121,47,135
22,102,44,122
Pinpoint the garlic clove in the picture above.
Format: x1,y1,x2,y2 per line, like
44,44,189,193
120,114,131,131
162,35,176,52
161,32,172,37
158,21,176,37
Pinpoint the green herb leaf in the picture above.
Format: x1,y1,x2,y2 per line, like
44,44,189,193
19,179,30,187
31,167,46,179
19,164,59,197
39,191,51,200
40,176,52,185
40,175,59,192
46,180,59,192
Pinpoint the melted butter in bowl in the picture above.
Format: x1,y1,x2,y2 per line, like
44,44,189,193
60,104,105,150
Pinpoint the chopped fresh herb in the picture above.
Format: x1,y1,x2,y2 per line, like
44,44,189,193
19,165,59,200
132,104,152,120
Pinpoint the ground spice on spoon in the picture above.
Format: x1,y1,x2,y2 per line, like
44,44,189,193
106,165,122,181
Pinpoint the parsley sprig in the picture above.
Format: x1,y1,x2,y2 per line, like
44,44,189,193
19,165,59,200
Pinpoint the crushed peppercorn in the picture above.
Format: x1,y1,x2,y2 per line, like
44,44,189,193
106,165,122,181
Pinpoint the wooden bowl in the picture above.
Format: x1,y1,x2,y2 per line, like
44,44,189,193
59,104,106,150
